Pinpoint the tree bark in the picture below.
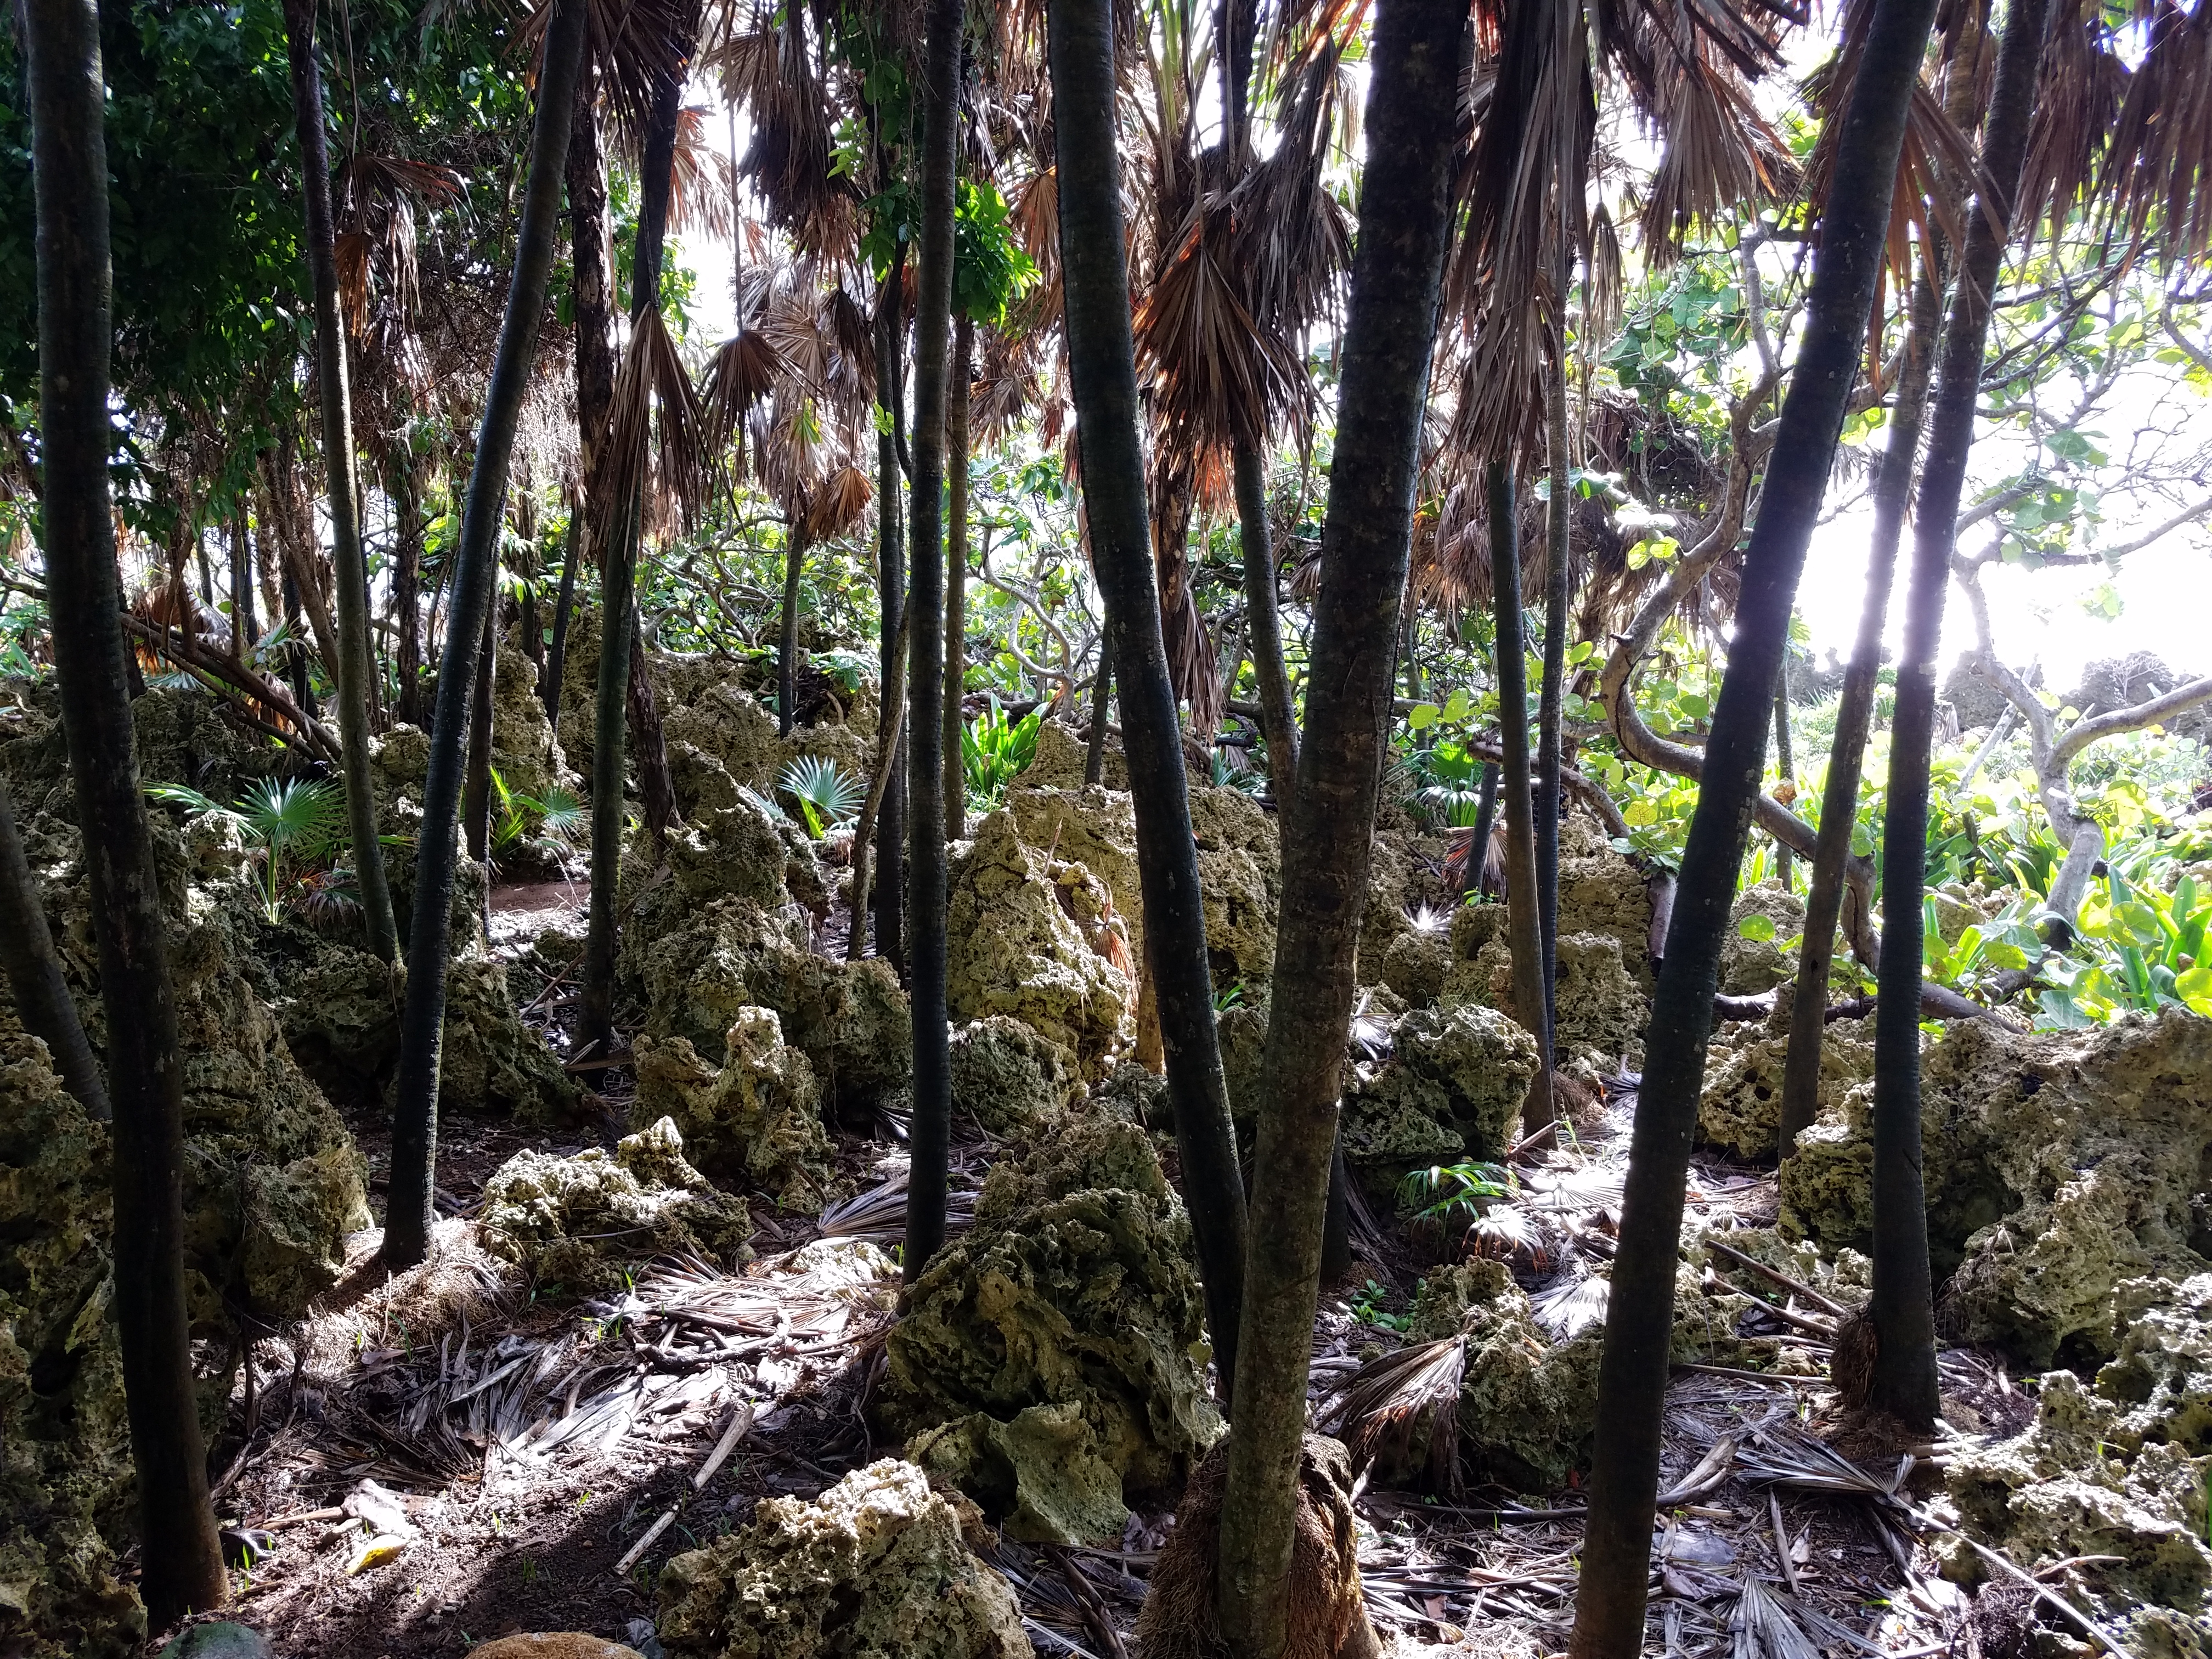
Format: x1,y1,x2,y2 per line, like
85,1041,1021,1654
543,515,579,727
282,0,397,962
384,0,588,1267
230,503,258,649
1776,255,1940,1158
548,62,613,735
1535,315,1572,1074
0,778,108,1118
944,312,974,824
1212,2,1462,1651
873,292,908,977
392,453,427,726
1566,0,1938,1641
903,0,962,1280
1492,464,1556,1124
1048,0,1250,1419
576,59,686,1059
1869,0,2051,1431
1234,441,1298,810
1085,634,1113,786
778,524,810,739
462,601,496,866
1771,685,1796,887
629,611,679,837
1464,760,1501,898
25,0,229,1618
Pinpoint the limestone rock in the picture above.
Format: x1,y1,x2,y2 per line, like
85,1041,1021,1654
634,1009,832,1209
1025,720,1127,791
1005,786,1139,960
1215,1002,1269,1126
1358,832,1419,973
910,1402,1128,1546
1381,921,1454,1008
1341,1003,1540,1174
1556,818,1655,988
1187,785,1283,993
156,1625,278,1659
1091,1060,1170,1128
478,1118,753,1292
2096,1274,2212,1455
882,1119,1218,1540
656,1459,1032,1659
661,678,788,803
489,633,572,805
1697,1017,1874,1160
1551,933,1649,1071
946,812,1131,1074
1784,1009,2212,1367
1720,883,1803,996
948,1017,1084,1137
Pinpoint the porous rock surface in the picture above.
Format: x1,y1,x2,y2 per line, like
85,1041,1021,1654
947,1016,1084,1136
1697,1008,1874,1160
1783,1009,2212,1367
883,1117,1218,1543
634,1008,833,1208
1341,1002,1540,1175
1719,882,1803,996
656,1458,1032,1659
945,811,1131,1075
477,1118,753,1291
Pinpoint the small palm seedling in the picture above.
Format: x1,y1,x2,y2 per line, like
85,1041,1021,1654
777,754,864,838
960,696,1042,809
1209,749,1267,796
149,775,348,922
489,769,585,868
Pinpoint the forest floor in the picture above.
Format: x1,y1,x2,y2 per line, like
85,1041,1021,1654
180,878,2007,1659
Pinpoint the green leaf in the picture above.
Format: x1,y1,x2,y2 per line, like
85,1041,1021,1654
1736,913,1776,941
1407,702,1440,731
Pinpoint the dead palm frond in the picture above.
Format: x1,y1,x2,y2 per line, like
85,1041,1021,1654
2102,0,2212,269
1736,1426,1914,1505
1317,1335,1468,1494
818,1169,979,1245
704,0,854,258
1528,1269,1610,1338
669,103,738,237
590,306,707,554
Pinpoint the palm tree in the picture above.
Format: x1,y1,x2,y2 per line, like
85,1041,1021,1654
0,778,108,1119
280,0,398,962
1212,0,1466,1645
1566,0,1943,1647
1488,463,1556,1124
385,0,592,1267
23,0,229,1619
1867,0,2053,1430
943,311,974,821
1048,0,1251,1410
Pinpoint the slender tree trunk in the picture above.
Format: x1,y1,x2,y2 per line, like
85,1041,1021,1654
1771,685,1795,888
1492,464,1555,1124
1048,0,1250,1416
1085,634,1113,786
0,778,109,1118
576,60,686,1059
629,612,678,837
385,0,588,1267
874,295,909,977
1465,760,1502,898
1869,0,2051,1430
282,0,397,962
1566,0,1938,1642
1214,2,1462,1651
1535,325,1572,1075
392,453,426,726
1775,246,1936,1156
193,527,214,608
778,523,810,739
1233,442,1298,809
904,0,962,1280
943,312,974,825
280,562,321,721
230,505,258,649
543,515,579,727
462,602,496,865
550,63,613,737
25,0,228,1617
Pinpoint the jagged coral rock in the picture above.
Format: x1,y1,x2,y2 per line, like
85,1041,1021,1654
1944,1371,2212,1635
1697,1015,1874,1160
1720,883,1804,996
1406,1261,1604,1492
1091,1060,1170,1128
656,1458,1031,1659
1381,921,1454,1007
947,1017,1084,1137
882,1118,1218,1541
2098,1274,2212,1454
661,678,786,802
1025,720,1127,791
1359,832,1419,973
1556,817,1655,986
946,812,1131,1075
477,1118,753,1291
1188,785,1282,992
1784,1009,2212,1367
1215,1002,1268,1126
910,1402,1128,1547
1551,932,1649,1070
1341,1002,1540,1172
633,1009,832,1208
1006,785,1140,953
489,634,572,803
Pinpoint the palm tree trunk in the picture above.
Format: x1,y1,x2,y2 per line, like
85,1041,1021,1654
1464,760,1501,898
230,504,258,649
1212,2,1463,1650
24,0,229,1617
629,611,679,836
463,602,496,865
1085,635,1113,786
1534,338,1572,1075
575,60,686,1060
903,0,962,1280
543,514,579,727
385,0,589,1268
874,294,908,977
282,0,397,962
1048,0,1250,1416
1565,0,1939,1642
280,561,321,721
1771,687,1795,886
1233,441,1298,809
1869,0,2052,1431
943,311,974,825
0,779,108,1119
392,453,427,726
778,523,810,739
1492,464,1555,1124
549,64,612,736
1774,259,1938,1158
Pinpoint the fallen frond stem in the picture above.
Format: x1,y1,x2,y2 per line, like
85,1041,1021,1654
122,613,339,762
1704,1238,1854,1319
1656,1435,1737,1507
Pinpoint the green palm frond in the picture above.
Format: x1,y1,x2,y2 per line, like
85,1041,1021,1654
778,754,864,838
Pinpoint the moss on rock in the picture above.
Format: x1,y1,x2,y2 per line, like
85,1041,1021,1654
1697,1017,1874,1160
1341,1002,1540,1173
947,1017,1084,1137
633,1009,833,1209
656,1458,1031,1659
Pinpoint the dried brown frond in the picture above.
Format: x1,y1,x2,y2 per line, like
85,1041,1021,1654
701,326,786,459
704,1,855,258
669,103,737,237
1639,40,1798,264
1317,1336,1468,1494
2103,0,2212,269
591,307,707,556
802,461,874,542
